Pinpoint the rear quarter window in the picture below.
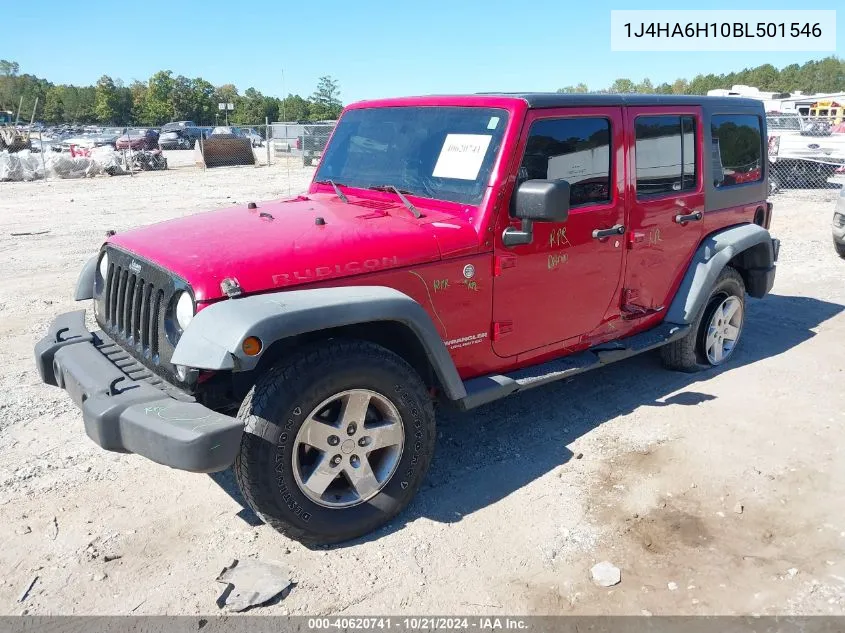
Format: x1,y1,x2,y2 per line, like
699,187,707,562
711,115,763,187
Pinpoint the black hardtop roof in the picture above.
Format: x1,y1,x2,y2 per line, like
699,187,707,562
479,92,764,109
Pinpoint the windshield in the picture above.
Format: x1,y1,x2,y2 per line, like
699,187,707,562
126,129,147,136
314,106,509,205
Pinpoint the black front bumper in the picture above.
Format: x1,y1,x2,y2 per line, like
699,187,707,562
34,310,242,473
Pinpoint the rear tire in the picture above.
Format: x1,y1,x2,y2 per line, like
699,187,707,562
234,339,436,545
661,266,746,372
835,240,845,259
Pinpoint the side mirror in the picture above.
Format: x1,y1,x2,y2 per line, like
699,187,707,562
504,179,571,247
514,179,571,222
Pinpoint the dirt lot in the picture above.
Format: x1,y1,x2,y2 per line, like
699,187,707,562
0,163,844,616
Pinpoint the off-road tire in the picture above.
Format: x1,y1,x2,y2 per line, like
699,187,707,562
234,339,436,545
661,266,746,372
834,239,845,259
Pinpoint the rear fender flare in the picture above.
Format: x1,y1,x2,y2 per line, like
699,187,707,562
171,286,467,400
666,223,776,325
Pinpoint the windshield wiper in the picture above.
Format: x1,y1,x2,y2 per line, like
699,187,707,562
368,185,423,219
314,179,348,203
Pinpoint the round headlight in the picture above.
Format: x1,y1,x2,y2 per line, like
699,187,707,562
175,292,195,330
98,251,109,279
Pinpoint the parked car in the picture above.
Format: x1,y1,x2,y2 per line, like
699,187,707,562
158,121,203,150
36,93,779,546
208,126,236,137
236,127,264,147
296,123,333,165
833,186,845,258
60,127,125,152
115,128,159,150
767,112,845,192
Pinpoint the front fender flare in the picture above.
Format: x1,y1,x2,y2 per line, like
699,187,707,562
171,286,467,400
74,255,97,301
666,223,777,326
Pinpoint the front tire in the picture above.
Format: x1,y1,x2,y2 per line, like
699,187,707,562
234,339,436,545
661,266,746,372
835,239,845,259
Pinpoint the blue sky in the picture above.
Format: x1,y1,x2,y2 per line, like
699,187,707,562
5,0,843,103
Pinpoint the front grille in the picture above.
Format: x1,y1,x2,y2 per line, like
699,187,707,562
105,264,166,358
96,247,183,381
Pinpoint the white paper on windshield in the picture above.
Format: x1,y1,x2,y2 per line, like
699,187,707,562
432,134,493,180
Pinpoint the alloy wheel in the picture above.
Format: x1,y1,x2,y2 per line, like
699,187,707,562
292,389,405,508
704,295,743,365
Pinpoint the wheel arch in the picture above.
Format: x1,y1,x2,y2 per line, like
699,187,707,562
728,240,775,297
74,255,97,301
665,223,778,326
244,321,439,397
171,286,467,401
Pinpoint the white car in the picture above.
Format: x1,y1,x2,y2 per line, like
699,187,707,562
768,113,845,191
236,127,264,147
833,186,845,258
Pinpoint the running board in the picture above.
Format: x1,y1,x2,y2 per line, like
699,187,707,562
458,322,689,410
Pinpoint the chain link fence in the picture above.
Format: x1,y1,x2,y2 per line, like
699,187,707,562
269,122,335,166
3,112,842,197
1,121,295,179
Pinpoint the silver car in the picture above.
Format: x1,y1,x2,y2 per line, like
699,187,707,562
834,186,845,258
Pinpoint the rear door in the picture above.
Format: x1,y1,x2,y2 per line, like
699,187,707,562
622,107,704,315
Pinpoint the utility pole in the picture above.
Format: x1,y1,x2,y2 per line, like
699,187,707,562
281,69,287,121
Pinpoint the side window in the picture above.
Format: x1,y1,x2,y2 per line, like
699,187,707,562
634,115,697,197
517,117,611,208
711,114,763,187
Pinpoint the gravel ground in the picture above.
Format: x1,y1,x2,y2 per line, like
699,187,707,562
0,163,844,616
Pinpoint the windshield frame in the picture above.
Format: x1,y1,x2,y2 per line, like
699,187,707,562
311,105,511,207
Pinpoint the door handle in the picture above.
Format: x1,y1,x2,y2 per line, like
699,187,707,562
592,224,625,239
674,211,703,224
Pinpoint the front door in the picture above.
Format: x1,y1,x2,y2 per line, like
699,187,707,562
492,107,626,358
622,107,704,315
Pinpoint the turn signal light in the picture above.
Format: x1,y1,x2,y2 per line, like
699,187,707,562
242,337,263,356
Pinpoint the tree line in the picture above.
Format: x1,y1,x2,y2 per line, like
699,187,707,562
3,56,842,126
0,61,343,126
557,56,844,96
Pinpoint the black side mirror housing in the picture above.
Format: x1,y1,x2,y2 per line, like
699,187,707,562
504,179,571,247
514,179,571,223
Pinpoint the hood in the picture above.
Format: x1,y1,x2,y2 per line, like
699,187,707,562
108,193,480,301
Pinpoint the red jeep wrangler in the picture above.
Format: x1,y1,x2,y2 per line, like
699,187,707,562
36,94,779,544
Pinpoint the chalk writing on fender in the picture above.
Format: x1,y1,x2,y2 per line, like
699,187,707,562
444,332,488,350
